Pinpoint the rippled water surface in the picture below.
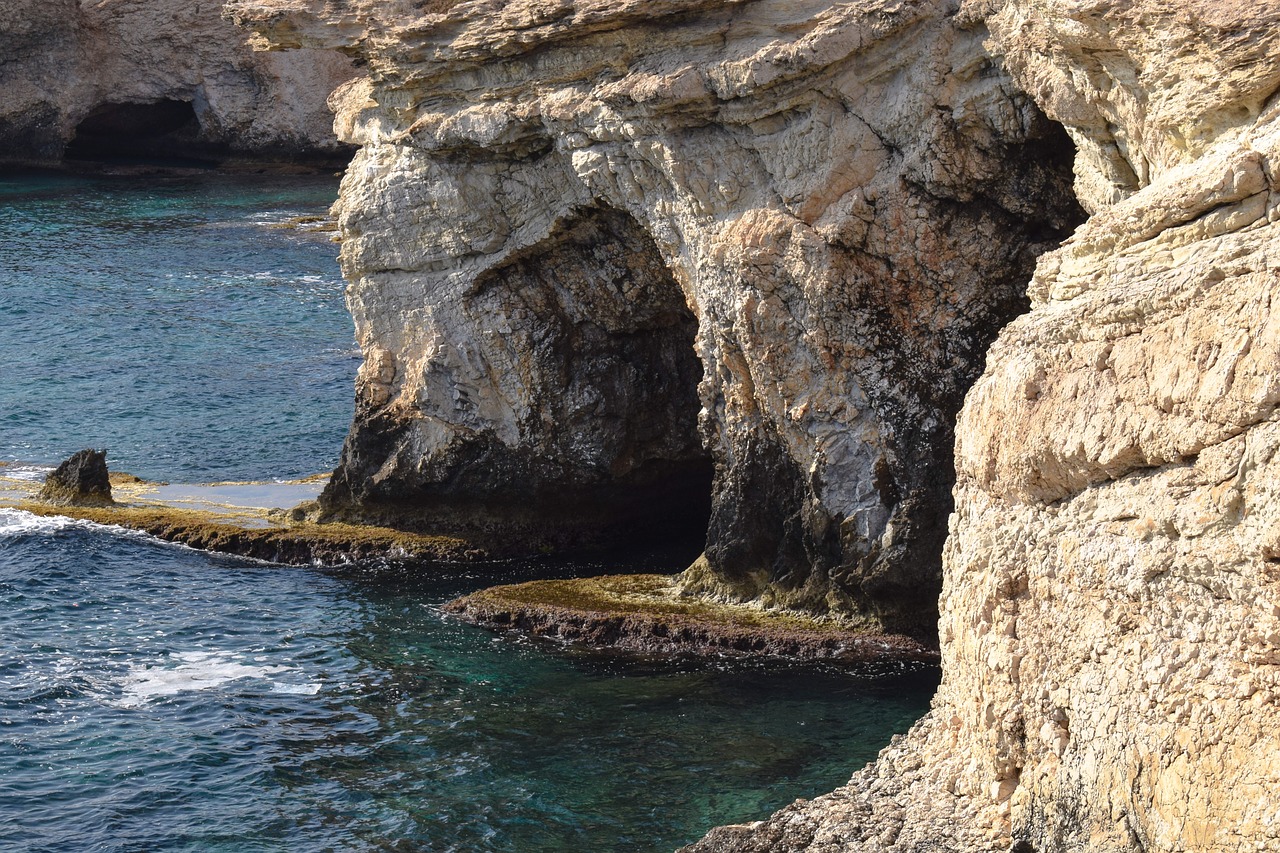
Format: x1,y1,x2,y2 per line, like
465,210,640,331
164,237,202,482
0,171,355,481
0,173,938,852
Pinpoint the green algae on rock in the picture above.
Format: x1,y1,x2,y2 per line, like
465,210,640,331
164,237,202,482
444,574,939,663
17,502,481,565
5,468,483,565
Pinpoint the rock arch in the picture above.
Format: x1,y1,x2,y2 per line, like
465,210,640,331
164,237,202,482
241,0,1085,635
321,201,713,552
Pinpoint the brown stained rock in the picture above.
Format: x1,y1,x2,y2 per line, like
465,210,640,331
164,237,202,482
38,449,114,507
694,3,1280,851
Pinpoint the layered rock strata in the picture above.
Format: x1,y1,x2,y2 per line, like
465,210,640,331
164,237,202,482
229,0,1081,635
690,0,1280,849
0,0,357,165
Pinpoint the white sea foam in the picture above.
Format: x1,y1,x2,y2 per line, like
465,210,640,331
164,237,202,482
117,651,317,707
4,464,53,482
270,681,322,696
0,507,171,551
0,508,78,537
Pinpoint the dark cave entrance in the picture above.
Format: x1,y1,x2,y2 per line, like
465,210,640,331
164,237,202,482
468,205,715,558
324,204,714,560
64,99,224,165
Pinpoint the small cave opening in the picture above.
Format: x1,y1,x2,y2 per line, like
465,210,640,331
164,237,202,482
472,205,715,560
324,204,714,563
64,99,224,166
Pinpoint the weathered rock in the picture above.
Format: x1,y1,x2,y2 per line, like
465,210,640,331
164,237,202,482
686,1,1280,850
938,2,1280,849
229,0,1082,635
39,449,114,507
445,574,939,663
0,0,359,165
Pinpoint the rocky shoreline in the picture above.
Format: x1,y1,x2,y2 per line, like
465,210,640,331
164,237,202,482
7,0,1280,848
445,574,938,664
5,462,942,665
0,464,482,566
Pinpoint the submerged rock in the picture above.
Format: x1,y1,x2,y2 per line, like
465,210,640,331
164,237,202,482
229,0,1083,636
39,449,114,507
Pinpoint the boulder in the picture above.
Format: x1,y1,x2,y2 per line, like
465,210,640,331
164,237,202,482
39,449,114,507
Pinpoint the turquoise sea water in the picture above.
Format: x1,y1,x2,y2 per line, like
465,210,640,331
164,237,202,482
0,172,938,852
0,172,356,481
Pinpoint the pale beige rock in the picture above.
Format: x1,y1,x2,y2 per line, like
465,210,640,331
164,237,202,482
938,3,1280,848
0,0,358,163
229,0,1080,635
688,2,1280,851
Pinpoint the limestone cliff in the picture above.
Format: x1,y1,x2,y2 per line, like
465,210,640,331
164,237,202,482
689,1,1280,850
0,0,357,165
228,0,1080,635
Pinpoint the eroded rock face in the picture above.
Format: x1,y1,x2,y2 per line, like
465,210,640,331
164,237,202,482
0,0,357,165
39,449,113,507
229,0,1081,634
689,1,1280,850
940,1,1280,848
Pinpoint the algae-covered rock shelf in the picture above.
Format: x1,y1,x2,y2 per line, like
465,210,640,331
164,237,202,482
0,465,481,565
446,574,938,663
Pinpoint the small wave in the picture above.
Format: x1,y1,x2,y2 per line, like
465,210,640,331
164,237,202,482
117,651,310,707
0,508,79,537
3,464,53,482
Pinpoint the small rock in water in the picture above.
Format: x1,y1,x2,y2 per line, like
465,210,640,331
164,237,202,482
39,449,115,506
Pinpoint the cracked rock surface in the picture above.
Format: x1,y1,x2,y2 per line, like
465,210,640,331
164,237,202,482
689,0,1280,849
0,0,357,164
229,0,1080,636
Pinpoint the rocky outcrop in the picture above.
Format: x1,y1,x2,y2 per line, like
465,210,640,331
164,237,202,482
38,449,114,507
444,574,938,663
688,1,1280,850
0,0,357,165
937,1,1280,848
228,0,1081,635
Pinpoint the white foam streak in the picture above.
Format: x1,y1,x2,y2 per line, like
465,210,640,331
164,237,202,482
117,651,317,707
0,507,79,536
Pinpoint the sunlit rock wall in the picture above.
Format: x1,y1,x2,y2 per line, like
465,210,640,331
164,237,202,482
941,0,1280,848
229,0,1081,635
0,0,356,163
691,1,1280,850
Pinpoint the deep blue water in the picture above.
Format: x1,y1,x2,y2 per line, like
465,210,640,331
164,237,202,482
0,172,356,482
0,173,938,852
